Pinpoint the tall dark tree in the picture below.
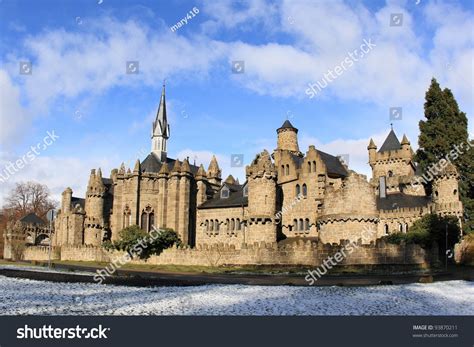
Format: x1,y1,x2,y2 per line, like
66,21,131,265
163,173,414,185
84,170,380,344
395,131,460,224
415,78,474,233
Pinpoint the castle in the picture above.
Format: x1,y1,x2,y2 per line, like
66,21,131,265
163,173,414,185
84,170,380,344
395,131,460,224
44,85,464,254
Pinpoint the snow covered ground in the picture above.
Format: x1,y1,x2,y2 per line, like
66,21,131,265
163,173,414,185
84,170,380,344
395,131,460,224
0,276,472,315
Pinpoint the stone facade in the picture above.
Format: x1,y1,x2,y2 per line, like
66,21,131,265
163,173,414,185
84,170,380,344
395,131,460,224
8,87,464,266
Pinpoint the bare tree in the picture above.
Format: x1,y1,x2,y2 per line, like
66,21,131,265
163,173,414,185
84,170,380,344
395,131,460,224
2,181,58,220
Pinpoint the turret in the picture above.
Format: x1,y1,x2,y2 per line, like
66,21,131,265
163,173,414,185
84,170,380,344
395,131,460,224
195,164,208,206
207,155,222,188
368,138,377,165
84,168,106,246
276,120,302,156
245,150,278,244
61,187,73,213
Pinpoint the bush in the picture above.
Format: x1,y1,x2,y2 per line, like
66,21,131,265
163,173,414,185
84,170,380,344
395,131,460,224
104,225,181,260
384,214,460,249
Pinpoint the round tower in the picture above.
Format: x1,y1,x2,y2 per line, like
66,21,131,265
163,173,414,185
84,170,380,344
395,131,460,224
61,187,73,213
432,163,460,204
84,168,106,246
276,120,301,155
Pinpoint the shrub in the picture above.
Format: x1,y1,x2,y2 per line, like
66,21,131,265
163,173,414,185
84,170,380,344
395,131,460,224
384,214,460,250
103,225,181,260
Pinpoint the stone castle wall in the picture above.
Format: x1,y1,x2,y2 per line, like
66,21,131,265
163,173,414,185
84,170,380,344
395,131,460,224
22,240,433,268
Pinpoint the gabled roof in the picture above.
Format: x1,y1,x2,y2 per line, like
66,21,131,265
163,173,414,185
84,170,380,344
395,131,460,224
71,197,85,209
141,153,199,174
379,130,401,152
198,182,248,209
20,213,45,225
317,150,349,177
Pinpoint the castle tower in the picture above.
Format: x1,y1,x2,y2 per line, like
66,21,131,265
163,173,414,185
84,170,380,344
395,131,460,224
207,155,222,191
432,163,461,204
195,164,208,206
368,129,415,180
276,120,302,156
151,83,170,162
61,187,73,213
84,168,106,246
245,150,278,244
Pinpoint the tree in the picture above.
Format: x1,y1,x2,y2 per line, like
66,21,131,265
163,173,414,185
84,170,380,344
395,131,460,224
2,181,57,220
415,78,474,233
104,225,181,260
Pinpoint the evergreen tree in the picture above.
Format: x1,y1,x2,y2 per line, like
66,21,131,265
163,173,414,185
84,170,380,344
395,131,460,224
415,78,474,233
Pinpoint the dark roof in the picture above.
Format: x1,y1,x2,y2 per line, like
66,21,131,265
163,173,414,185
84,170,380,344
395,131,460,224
199,183,248,209
71,197,85,209
317,150,348,177
377,193,430,210
141,153,199,174
102,178,113,186
20,213,45,225
379,130,401,152
277,120,297,132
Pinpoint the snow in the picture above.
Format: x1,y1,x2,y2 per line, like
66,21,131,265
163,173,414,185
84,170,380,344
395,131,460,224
0,276,472,315
0,264,96,276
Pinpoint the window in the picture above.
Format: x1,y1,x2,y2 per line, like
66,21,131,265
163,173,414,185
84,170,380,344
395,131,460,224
305,218,310,231
210,219,214,231
454,189,457,195
296,184,301,196
281,165,285,176
148,213,155,232
299,219,304,231
302,184,307,197
388,170,394,177
226,218,230,231
399,223,403,233
312,161,316,172
221,187,230,199
205,220,209,231
236,219,241,230
141,212,147,231
243,185,249,197
293,219,297,231
285,165,289,175
215,220,219,232
384,224,389,235
308,162,311,173
435,191,439,197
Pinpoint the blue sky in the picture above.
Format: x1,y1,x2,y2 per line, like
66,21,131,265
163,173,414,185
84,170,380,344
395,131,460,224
0,0,473,203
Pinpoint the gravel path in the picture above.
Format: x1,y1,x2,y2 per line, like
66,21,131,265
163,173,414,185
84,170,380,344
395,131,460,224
0,276,472,315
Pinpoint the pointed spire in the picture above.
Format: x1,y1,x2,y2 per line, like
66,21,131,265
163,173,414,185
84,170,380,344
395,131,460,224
133,159,140,172
368,138,377,150
224,175,236,185
401,134,410,145
196,164,207,178
151,83,170,162
379,129,401,152
207,155,221,178
97,168,102,178
119,162,125,173
181,158,191,173
171,159,181,172
158,162,169,175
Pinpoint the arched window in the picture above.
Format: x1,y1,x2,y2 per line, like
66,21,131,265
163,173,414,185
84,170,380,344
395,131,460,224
141,212,147,231
293,219,298,231
302,184,307,197
281,165,285,176
285,165,289,175
399,223,403,233
226,219,230,231
243,185,249,196
308,162,311,173
388,170,394,177
148,213,155,232
299,219,304,231
312,161,316,172
215,220,220,232
236,219,241,230
231,219,235,230
435,191,439,197
123,206,131,228
305,218,310,231
221,187,229,199
384,224,389,235
210,219,214,231
205,220,209,231
454,189,457,195
296,184,301,196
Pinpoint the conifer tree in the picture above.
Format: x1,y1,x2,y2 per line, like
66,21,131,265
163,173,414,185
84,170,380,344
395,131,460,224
415,78,473,233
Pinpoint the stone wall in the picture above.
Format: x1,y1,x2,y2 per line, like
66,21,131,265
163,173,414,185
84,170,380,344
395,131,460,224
22,239,433,268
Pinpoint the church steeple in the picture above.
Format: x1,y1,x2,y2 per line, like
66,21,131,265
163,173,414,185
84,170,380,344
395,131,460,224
151,83,170,162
